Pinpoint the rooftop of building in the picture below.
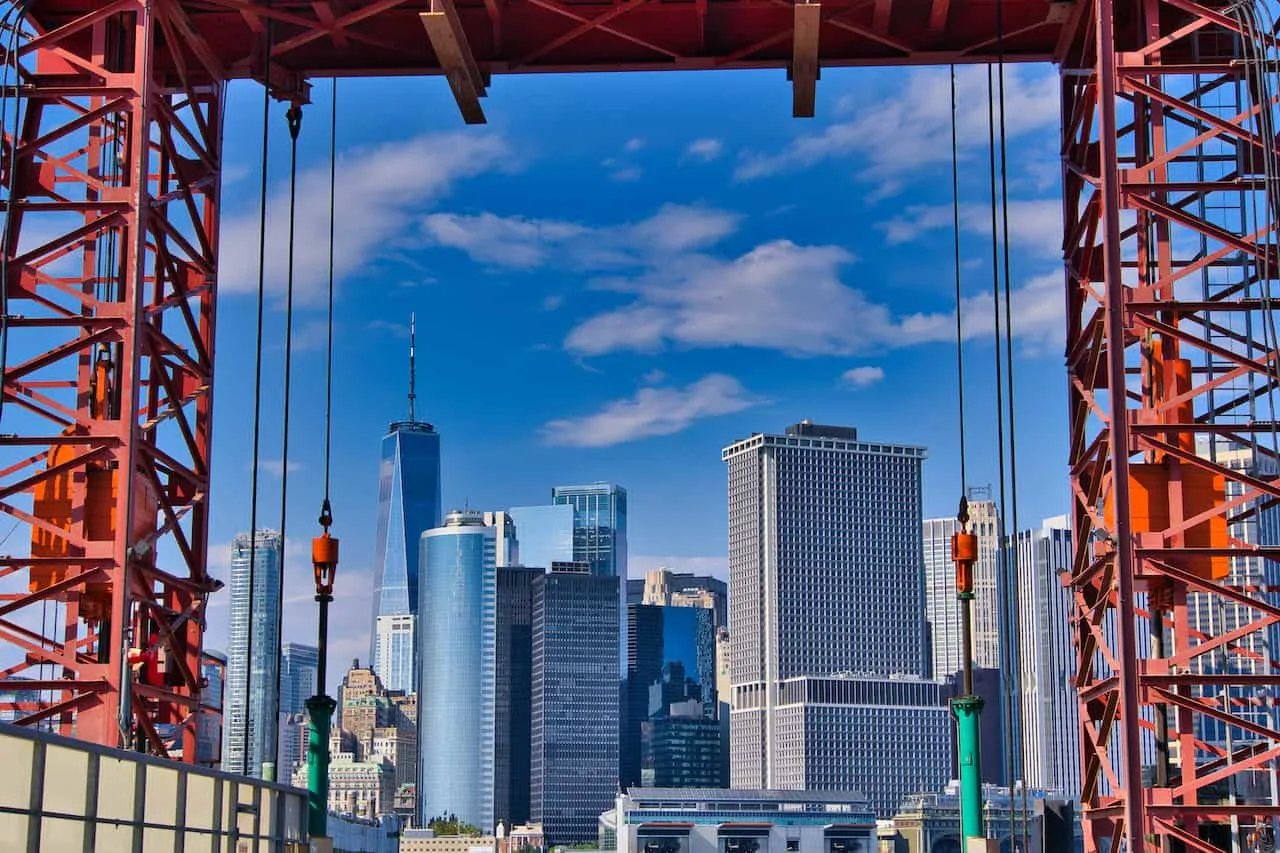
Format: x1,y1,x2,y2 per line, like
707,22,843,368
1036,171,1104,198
722,423,927,459
624,788,869,806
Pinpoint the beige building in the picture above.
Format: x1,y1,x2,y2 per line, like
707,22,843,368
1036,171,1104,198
401,832,497,853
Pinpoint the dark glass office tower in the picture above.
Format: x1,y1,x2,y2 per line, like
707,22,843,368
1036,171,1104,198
369,316,441,692
496,565,538,827
623,603,721,789
531,564,620,844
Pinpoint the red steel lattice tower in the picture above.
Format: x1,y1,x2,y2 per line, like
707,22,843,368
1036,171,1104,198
0,0,224,758
1062,0,1280,850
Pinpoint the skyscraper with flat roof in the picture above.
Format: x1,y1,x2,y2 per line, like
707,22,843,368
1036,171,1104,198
623,603,721,788
723,421,950,816
1015,515,1078,797
370,315,441,693
417,510,498,830
223,528,283,778
531,564,620,844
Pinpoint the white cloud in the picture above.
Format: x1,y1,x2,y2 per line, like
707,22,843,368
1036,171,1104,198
218,131,508,303
259,459,303,477
624,138,645,153
879,199,1063,257
609,165,643,182
642,369,667,384
564,240,1065,358
684,138,724,163
542,373,765,448
367,319,412,338
422,204,741,270
843,366,885,387
735,65,1058,191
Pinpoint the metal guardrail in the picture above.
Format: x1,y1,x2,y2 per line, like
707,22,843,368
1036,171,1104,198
0,721,308,853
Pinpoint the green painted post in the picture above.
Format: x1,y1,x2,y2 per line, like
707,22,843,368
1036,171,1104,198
951,693,986,842
305,693,337,837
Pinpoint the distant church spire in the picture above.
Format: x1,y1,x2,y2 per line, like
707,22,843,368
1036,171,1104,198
408,312,417,422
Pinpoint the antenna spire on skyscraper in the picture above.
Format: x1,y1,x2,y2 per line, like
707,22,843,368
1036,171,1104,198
408,312,417,422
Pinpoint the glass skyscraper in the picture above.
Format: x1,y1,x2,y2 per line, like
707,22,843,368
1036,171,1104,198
496,565,539,827
370,416,441,692
278,642,318,778
531,564,620,844
222,529,283,779
417,510,497,830
552,483,627,577
624,603,721,788
508,504,573,570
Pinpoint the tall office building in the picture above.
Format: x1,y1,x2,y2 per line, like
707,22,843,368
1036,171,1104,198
1014,516,1078,797
374,614,416,695
624,603,721,788
531,564,621,844
222,529,284,778
723,421,951,816
417,510,498,830
278,643,319,777
370,315,442,692
496,565,539,827
922,496,1002,678
552,483,628,578
508,504,573,570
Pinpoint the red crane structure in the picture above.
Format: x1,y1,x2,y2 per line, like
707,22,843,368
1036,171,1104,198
0,0,1279,851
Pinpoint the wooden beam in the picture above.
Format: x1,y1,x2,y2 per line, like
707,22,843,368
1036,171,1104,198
420,0,488,125
792,1,820,118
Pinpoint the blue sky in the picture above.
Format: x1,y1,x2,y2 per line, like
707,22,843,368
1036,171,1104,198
201,63,1071,673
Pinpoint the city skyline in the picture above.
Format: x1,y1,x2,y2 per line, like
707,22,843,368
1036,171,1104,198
196,63,1072,686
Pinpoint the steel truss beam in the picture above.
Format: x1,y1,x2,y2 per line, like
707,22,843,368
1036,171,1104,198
0,0,222,760
1063,0,1280,849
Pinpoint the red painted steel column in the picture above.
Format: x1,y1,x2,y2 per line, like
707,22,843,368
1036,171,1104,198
1063,0,1280,851
0,0,225,760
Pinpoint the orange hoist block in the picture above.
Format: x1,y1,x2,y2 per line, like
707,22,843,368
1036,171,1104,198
951,530,978,596
29,433,160,620
1102,459,1228,580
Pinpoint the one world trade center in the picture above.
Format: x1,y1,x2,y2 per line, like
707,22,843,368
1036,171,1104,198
369,315,441,692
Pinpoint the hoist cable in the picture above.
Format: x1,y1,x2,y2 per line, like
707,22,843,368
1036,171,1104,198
985,61,1018,841
271,100,304,778
951,64,968,491
994,16,1030,845
241,12,273,777
324,80,337,506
